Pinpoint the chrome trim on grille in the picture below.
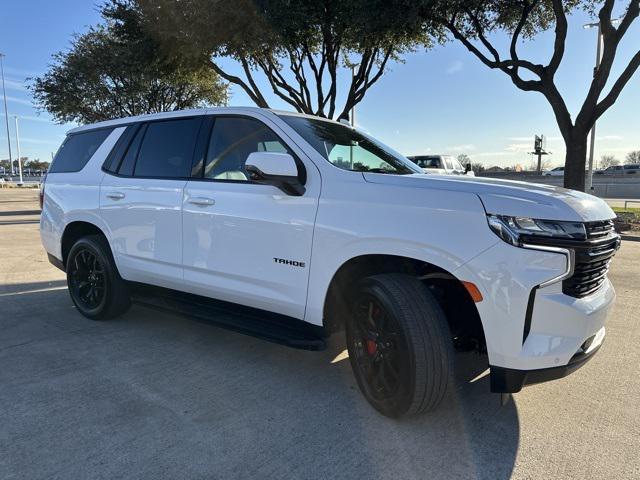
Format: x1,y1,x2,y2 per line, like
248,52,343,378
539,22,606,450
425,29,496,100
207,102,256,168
521,243,575,288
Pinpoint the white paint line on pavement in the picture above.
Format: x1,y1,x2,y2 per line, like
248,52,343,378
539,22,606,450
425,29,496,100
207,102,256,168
0,286,68,297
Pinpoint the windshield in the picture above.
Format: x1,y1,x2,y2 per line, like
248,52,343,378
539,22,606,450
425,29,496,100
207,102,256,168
278,115,420,175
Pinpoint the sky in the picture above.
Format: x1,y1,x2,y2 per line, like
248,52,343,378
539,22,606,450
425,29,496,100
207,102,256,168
0,0,638,168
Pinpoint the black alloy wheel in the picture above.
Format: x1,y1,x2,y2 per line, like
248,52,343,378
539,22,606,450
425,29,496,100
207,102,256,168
349,293,410,410
66,235,131,320
69,248,106,311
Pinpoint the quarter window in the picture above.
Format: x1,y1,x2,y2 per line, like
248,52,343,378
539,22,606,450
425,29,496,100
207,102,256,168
204,117,292,181
117,125,145,176
134,118,202,178
50,128,114,173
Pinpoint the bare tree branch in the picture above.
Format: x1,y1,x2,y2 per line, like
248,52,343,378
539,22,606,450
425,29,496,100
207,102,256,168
209,61,268,108
547,0,567,74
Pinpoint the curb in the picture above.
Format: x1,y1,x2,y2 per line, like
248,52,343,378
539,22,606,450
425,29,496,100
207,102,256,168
621,235,640,243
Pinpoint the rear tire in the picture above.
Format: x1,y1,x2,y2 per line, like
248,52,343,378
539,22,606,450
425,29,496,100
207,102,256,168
346,273,453,418
66,235,130,320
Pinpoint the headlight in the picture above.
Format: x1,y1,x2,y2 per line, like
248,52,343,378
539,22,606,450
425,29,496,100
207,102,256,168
487,215,586,246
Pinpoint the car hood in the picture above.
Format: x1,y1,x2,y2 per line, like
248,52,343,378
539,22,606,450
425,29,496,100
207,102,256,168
362,173,615,222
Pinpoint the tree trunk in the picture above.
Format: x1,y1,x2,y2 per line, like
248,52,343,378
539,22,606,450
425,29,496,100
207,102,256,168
563,129,588,191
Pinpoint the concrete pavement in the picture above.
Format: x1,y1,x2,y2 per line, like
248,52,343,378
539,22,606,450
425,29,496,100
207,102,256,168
1,189,639,479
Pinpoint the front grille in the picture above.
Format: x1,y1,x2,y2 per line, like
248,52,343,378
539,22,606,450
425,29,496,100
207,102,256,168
585,219,615,239
562,220,619,298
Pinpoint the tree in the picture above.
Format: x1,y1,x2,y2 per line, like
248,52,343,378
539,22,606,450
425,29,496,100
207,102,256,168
528,158,552,171
599,154,619,168
471,162,486,175
24,159,51,172
32,0,227,124
433,1,640,191
457,153,471,165
140,0,432,120
627,150,640,163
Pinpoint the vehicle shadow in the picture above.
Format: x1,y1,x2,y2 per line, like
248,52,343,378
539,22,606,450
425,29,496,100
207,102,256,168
0,287,519,480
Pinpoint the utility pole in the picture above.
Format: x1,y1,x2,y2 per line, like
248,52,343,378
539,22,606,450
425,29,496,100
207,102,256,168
584,18,620,191
584,21,602,191
14,116,23,185
0,53,13,176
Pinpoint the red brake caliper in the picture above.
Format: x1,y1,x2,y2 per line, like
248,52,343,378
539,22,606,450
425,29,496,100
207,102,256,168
366,339,377,355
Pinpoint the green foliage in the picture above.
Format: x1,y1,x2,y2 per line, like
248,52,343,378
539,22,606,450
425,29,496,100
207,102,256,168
434,0,587,37
24,159,51,171
141,0,434,118
32,0,227,124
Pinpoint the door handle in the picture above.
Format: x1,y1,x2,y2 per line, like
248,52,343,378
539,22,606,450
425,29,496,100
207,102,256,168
106,192,125,200
188,197,215,207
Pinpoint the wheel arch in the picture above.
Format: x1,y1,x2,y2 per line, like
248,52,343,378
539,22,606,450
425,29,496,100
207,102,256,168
321,253,486,351
60,221,110,268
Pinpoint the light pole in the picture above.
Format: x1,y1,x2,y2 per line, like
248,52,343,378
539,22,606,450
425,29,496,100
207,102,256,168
0,53,13,176
14,116,23,185
584,19,620,191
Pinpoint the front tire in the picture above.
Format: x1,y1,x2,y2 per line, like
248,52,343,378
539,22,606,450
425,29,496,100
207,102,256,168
66,235,130,320
346,273,453,418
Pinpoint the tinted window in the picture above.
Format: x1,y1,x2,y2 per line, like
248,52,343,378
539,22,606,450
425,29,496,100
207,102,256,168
103,125,138,173
134,118,202,178
204,117,292,181
50,128,113,173
118,125,146,176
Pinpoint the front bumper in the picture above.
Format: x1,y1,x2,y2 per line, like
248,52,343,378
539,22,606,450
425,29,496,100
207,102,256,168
454,240,616,372
490,326,605,393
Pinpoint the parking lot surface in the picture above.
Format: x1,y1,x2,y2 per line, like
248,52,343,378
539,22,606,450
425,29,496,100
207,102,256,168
1,189,639,480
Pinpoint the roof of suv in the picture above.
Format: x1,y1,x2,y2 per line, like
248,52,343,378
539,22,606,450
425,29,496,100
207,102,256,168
67,107,345,135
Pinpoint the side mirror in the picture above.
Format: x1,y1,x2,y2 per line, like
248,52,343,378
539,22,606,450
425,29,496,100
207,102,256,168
245,152,305,196
465,163,472,173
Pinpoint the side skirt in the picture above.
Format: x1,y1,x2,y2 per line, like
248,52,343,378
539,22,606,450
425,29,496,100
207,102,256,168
129,283,327,351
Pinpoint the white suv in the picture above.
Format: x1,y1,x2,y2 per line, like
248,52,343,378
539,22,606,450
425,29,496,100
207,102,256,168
41,107,619,418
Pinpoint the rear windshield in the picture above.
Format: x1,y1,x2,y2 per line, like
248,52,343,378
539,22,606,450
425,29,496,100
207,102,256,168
410,156,443,169
279,114,420,175
49,128,113,173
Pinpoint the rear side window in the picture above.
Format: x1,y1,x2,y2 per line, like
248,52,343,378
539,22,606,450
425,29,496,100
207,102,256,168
134,118,202,178
49,128,113,173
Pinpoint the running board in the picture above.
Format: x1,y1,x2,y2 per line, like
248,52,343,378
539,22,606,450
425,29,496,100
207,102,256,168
130,284,327,351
